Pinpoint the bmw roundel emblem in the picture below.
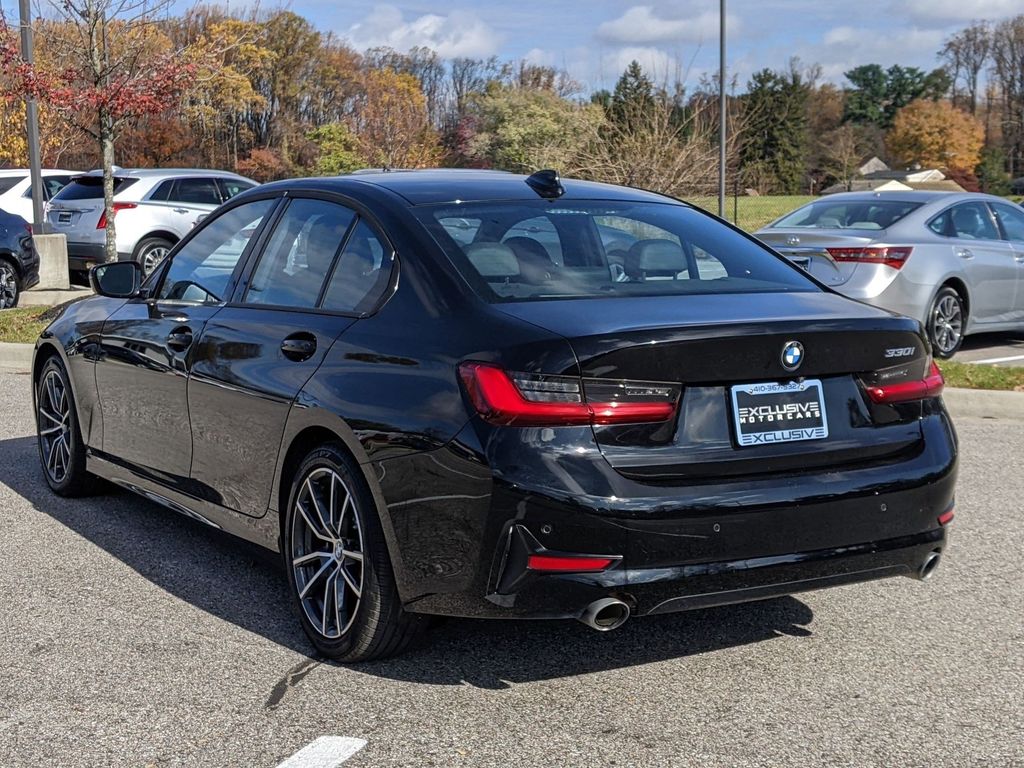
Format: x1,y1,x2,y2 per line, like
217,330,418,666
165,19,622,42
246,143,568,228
781,341,804,372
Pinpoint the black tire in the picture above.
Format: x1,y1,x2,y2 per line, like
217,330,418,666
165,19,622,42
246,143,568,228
133,237,174,277
35,356,101,496
282,443,425,662
0,258,20,309
927,286,966,359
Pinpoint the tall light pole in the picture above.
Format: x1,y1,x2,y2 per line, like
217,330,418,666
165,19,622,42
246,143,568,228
19,0,45,233
718,0,727,218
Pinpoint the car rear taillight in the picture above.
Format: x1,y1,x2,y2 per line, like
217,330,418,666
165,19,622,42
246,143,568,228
96,202,137,229
864,361,944,404
458,362,680,427
826,246,913,270
938,508,955,526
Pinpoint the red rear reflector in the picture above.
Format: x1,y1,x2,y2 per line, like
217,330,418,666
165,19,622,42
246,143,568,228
97,202,138,229
526,554,615,572
865,361,944,404
458,362,678,427
826,246,913,270
938,509,954,526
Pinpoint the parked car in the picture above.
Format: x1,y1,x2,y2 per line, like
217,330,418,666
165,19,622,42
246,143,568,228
33,170,957,661
756,191,1024,357
46,168,257,276
0,169,78,222
0,209,38,309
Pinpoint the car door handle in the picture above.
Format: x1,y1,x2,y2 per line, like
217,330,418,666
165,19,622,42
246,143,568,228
281,334,316,362
172,207,189,214
167,328,193,352
956,248,974,260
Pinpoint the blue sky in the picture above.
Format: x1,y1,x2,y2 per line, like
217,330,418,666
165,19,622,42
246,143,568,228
288,0,1020,91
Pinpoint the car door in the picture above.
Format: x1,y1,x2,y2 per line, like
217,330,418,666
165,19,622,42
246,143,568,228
187,196,376,517
93,197,278,485
167,177,224,229
990,202,1024,321
933,201,1018,325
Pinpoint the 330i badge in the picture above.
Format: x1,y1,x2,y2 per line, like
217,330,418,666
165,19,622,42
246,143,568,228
32,169,957,661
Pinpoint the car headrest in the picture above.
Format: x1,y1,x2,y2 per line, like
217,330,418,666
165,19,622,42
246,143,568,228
305,218,346,273
465,242,520,279
503,236,553,265
626,239,687,277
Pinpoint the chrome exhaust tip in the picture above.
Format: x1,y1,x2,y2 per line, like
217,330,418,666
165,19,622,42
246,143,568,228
915,550,942,581
578,597,631,632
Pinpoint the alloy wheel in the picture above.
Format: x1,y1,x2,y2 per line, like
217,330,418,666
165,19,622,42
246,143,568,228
0,263,17,309
931,294,963,356
142,246,170,276
290,467,365,639
38,370,72,484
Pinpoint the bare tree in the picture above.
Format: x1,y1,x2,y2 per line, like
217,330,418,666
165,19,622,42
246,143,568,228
941,22,991,115
821,124,868,191
990,16,1024,177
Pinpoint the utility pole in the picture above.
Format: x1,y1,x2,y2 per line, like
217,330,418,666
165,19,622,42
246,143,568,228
718,0,727,218
19,0,45,233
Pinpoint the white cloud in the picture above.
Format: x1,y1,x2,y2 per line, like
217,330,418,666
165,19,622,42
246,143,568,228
602,46,684,84
596,5,739,46
342,5,500,58
902,0,1021,23
805,25,947,81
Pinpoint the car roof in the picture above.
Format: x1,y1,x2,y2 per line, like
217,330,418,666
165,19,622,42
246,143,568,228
0,169,79,177
257,169,680,206
73,168,250,180
809,190,1010,206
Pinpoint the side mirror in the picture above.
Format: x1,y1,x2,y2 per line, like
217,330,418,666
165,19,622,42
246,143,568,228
89,261,142,298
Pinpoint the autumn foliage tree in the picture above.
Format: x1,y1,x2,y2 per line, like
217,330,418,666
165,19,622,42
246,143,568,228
886,99,984,173
1,0,196,261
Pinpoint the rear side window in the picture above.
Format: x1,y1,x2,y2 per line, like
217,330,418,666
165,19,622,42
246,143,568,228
0,176,26,194
173,178,222,205
244,199,355,309
415,201,817,302
220,179,255,200
53,177,139,200
321,219,392,313
771,200,922,230
933,202,1000,240
149,180,175,201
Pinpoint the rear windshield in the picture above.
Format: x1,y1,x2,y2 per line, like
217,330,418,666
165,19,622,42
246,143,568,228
771,199,922,230
0,176,26,195
53,176,139,200
414,201,818,302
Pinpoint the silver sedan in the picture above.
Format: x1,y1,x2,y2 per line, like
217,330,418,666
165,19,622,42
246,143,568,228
756,191,1024,357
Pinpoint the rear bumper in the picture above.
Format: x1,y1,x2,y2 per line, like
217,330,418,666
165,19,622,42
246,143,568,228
386,405,958,621
66,242,131,271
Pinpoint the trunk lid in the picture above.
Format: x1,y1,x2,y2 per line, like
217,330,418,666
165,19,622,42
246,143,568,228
497,293,928,481
756,228,884,287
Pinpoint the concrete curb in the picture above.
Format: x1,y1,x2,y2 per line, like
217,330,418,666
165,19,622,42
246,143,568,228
943,387,1024,422
0,342,33,373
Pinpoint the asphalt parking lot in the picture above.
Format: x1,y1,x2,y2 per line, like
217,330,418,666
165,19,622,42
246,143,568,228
953,331,1024,367
1,370,1022,768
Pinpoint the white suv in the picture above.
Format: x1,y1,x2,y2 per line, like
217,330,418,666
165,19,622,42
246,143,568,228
0,169,79,222
47,168,257,275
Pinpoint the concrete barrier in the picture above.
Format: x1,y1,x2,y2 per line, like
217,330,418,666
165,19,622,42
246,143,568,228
31,234,70,291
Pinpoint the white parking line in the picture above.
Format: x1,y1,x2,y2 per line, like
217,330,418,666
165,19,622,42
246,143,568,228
968,354,1024,365
276,737,367,768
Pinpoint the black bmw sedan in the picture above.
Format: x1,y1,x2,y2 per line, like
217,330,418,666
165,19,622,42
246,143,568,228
32,169,957,661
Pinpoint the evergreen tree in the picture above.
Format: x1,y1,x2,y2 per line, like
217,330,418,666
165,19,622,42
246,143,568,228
740,66,811,194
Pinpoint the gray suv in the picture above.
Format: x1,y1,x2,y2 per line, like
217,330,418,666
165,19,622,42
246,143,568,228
47,168,257,275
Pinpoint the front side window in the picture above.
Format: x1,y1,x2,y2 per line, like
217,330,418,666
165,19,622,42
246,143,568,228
415,201,817,302
173,178,222,206
992,203,1024,243
158,199,275,303
244,199,355,309
220,179,255,200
